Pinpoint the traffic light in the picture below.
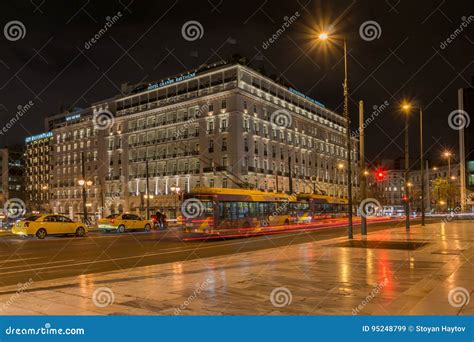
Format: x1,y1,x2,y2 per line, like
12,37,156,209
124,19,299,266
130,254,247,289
374,168,386,181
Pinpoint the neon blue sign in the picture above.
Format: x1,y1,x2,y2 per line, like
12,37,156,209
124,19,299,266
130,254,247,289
66,114,81,122
25,132,53,143
288,87,325,108
147,72,196,91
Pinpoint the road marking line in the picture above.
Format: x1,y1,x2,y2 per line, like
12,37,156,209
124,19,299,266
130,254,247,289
0,257,43,264
0,259,77,271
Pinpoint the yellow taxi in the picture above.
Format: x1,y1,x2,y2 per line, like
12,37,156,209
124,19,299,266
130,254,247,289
97,214,153,233
12,214,88,239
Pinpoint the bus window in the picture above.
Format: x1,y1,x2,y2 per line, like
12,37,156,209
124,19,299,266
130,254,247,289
248,202,257,216
202,201,214,216
240,202,250,218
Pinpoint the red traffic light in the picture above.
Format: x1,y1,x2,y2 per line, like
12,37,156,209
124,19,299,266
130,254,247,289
374,168,386,181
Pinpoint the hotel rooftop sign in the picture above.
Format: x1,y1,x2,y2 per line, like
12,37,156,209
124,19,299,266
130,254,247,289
25,131,53,143
147,72,197,91
288,87,325,108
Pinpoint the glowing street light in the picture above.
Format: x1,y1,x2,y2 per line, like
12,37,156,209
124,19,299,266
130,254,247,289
317,29,353,239
318,32,329,41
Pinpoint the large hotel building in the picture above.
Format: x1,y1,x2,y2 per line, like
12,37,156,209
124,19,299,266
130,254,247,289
25,61,358,219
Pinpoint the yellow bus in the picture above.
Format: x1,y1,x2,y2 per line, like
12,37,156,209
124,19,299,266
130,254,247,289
295,194,349,223
182,187,297,234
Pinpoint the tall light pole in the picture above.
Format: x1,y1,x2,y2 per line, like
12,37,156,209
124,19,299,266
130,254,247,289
401,103,411,231
444,151,452,210
401,103,425,225
359,100,367,235
420,108,425,226
145,159,150,220
79,152,93,224
318,32,353,239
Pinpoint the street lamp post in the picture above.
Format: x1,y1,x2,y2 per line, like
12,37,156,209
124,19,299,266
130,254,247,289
359,100,367,235
401,103,411,231
78,179,93,224
318,32,353,239
420,108,425,226
444,151,452,210
170,186,181,219
145,160,150,220
401,103,426,228
79,152,93,224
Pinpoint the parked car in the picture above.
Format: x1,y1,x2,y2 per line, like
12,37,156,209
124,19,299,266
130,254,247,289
97,214,153,233
12,214,87,239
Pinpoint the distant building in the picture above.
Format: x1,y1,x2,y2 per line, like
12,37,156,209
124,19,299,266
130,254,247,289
411,162,461,212
0,146,25,207
368,158,461,213
458,78,474,212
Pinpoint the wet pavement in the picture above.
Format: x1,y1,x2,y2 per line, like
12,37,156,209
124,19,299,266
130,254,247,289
0,219,472,315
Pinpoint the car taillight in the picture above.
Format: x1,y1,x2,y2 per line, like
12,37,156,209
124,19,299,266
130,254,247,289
110,220,115,224
24,222,29,228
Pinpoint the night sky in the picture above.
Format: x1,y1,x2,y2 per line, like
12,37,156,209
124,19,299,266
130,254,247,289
0,0,473,167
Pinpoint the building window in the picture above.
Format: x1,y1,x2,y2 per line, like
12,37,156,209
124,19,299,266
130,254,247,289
207,120,214,133
243,118,249,131
220,118,228,132
221,100,226,109
209,140,214,153
223,178,228,188
222,138,227,151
